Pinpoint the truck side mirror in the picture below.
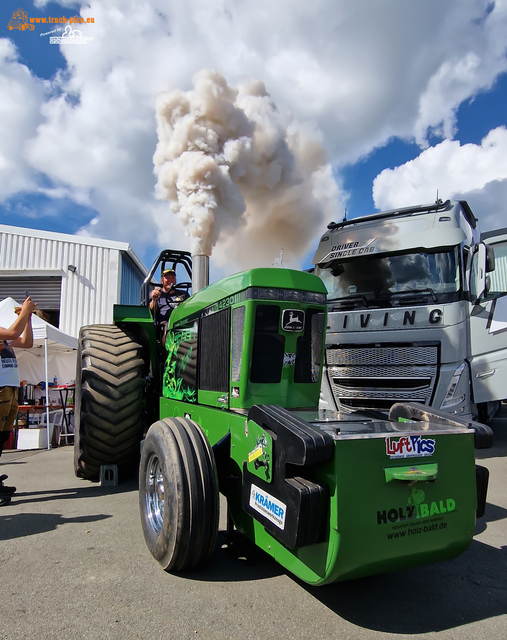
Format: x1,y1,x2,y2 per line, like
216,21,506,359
470,243,487,303
486,244,495,273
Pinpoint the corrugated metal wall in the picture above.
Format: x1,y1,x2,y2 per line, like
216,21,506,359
0,230,121,338
0,276,62,308
120,253,145,305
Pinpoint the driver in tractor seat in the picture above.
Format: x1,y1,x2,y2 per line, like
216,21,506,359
149,268,189,346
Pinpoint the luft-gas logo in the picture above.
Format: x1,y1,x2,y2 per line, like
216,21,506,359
386,435,435,459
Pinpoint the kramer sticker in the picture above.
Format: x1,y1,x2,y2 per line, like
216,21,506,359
281,309,305,332
249,485,286,529
386,435,435,458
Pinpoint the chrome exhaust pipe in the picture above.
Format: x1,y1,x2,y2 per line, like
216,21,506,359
192,254,209,294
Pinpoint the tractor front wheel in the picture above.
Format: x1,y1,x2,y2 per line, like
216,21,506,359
139,417,219,571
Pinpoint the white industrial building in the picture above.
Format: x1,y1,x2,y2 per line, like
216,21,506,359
0,224,148,338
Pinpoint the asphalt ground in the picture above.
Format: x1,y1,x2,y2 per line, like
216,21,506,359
1,410,506,640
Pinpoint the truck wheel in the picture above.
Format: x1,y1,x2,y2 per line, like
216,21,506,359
477,401,500,425
74,325,147,481
139,417,219,572
477,402,488,424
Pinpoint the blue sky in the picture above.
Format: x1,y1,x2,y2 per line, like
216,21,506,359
1,0,507,276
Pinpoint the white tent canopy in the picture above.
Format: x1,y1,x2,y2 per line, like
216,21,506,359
0,297,78,449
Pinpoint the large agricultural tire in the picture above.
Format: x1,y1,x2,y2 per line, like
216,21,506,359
139,417,219,572
74,325,147,481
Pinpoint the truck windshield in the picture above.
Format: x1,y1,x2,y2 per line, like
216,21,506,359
315,247,461,307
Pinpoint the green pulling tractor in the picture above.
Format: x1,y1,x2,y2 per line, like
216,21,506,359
74,250,492,585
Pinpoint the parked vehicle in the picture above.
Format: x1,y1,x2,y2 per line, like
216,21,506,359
312,199,505,424
73,246,492,585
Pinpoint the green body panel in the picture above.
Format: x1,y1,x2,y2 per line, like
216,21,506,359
384,463,439,483
113,304,157,373
324,431,476,583
230,426,477,585
198,389,229,409
159,397,242,447
160,391,477,585
163,327,198,403
244,420,273,484
162,268,327,410
114,304,153,324
116,266,481,586
168,267,327,329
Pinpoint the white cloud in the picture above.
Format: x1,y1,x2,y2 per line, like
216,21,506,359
3,0,507,268
0,39,46,199
152,70,340,268
463,179,507,232
372,127,507,230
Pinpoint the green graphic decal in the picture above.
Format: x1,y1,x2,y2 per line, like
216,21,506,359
163,328,197,402
408,487,426,510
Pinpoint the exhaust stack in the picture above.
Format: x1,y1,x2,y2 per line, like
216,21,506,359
192,254,209,294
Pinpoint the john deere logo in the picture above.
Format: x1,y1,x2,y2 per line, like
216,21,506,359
281,309,304,332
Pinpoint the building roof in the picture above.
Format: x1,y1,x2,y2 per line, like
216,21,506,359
0,223,147,275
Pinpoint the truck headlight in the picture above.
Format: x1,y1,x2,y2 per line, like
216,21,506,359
441,363,466,408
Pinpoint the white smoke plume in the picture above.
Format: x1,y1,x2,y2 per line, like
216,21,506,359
153,69,339,270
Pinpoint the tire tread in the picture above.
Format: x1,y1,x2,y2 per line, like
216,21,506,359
139,418,219,572
74,324,146,480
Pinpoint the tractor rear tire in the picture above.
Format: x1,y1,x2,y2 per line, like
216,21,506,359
139,417,219,572
74,325,147,481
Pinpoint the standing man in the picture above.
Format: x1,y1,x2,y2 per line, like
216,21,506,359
0,296,37,506
150,268,189,345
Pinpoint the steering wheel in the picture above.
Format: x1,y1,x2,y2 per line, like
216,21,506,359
151,283,192,296
175,282,192,295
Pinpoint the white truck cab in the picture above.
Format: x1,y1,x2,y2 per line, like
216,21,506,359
312,199,505,422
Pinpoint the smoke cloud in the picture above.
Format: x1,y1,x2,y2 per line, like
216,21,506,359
153,69,339,270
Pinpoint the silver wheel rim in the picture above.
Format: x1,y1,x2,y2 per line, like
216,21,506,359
145,453,165,534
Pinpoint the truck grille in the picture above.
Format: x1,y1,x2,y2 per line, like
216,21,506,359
326,344,439,410
327,346,438,366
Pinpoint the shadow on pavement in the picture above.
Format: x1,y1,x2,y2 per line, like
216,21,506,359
476,406,507,460
176,529,284,583
0,460,38,467
0,512,112,540
6,478,138,507
179,521,507,631
299,539,507,633
475,501,507,534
